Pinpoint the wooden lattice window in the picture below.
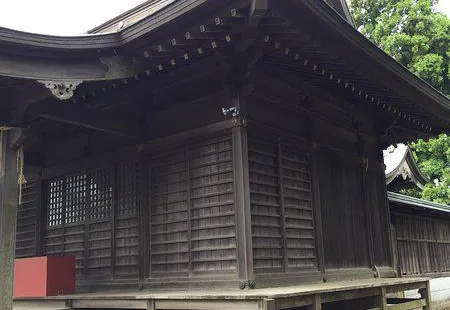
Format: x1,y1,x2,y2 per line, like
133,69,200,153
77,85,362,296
88,169,112,220
47,168,112,226
65,173,87,224
48,178,64,227
117,161,139,217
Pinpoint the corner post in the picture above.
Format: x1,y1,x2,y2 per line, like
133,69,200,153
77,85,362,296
0,129,21,310
231,87,254,286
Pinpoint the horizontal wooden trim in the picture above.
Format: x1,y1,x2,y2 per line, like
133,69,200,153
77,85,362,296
397,237,450,244
401,271,450,279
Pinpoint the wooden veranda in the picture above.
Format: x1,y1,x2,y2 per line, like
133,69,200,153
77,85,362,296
14,278,431,310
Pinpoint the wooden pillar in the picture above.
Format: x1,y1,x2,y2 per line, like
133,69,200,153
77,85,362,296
309,295,322,310
378,287,388,310
420,281,432,310
231,90,254,285
0,130,20,310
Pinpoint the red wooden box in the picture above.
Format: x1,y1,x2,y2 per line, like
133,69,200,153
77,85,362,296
14,256,76,298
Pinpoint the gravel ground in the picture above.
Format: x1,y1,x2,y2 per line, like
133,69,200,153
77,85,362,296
433,300,450,309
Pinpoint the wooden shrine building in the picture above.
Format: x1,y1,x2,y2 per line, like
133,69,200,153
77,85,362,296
1,0,449,309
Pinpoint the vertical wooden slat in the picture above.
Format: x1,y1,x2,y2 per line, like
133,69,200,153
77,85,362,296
111,164,118,278
147,160,152,278
361,159,375,268
185,146,192,277
36,179,47,256
277,142,288,272
310,143,325,275
84,173,90,277
140,156,150,279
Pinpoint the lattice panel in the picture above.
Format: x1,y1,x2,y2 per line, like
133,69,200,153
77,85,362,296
280,146,316,269
87,221,112,277
88,169,113,220
48,178,64,227
151,149,189,276
190,137,236,272
65,173,87,224
248,139,283,271
16,181,38,258
115,217,139,278
118,161,139,217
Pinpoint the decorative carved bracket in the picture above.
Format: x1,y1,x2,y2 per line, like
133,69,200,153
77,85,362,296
38,80,82,100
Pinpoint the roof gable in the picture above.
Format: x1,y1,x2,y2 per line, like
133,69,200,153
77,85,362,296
324,0,354,24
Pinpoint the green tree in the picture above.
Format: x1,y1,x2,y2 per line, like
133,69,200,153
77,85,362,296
349,0,450,204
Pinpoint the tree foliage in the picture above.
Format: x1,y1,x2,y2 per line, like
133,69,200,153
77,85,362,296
349,0,450,204
410,134,450,204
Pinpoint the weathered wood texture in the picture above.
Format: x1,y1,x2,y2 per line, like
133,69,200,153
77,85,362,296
394,213,450,275
15,181,38,258
44,161,139,280
39,132,238,282
0,131,19,310
150,134,237,277
317,152,369,269
248,134,316,274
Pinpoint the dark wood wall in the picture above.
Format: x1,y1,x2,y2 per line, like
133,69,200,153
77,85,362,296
393,212,450,276
245,70,393,275
317,152,369,269
16,68,397,288
248,135,317,274
17,126,239,283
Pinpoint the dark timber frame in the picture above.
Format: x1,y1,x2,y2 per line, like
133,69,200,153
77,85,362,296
1,0,449,309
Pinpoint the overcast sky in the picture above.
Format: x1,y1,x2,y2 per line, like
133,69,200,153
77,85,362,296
0,0,449,36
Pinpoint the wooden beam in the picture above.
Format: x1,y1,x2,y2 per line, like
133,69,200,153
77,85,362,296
250,0,268,26
0,129,20,310
378,286,388,310
0,52,140,81
26,101,143,139
234,0,268,51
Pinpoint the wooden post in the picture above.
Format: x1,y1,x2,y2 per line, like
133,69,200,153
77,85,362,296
0,130,20,310
420,281,432,310
309,294,321,310
231,90,254,285
379,287,388,310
